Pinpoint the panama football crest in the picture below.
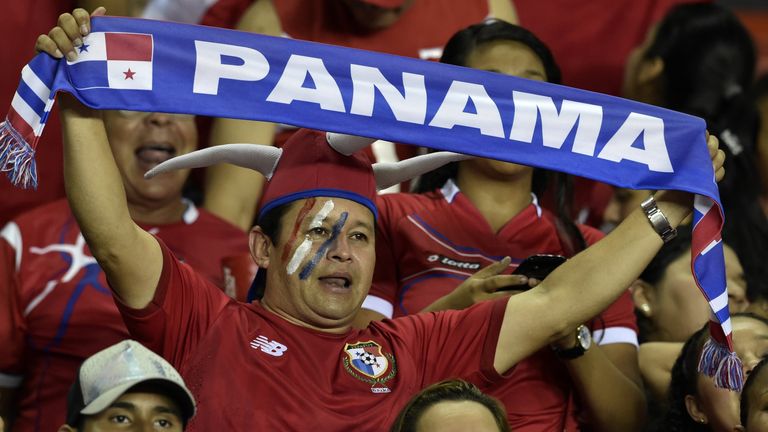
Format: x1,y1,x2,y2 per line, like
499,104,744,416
343,341,396,393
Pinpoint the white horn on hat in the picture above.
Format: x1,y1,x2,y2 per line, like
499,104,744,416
373,152,474,191
144,144,283,180
326,132,377,156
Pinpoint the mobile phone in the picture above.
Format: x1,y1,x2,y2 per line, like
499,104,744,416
511,254,567,280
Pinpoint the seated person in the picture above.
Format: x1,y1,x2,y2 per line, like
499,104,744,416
58,340,195,432
737,358,768,432
651,314,768,431
390,379,509,432
0,108,248,431
36,7,727,430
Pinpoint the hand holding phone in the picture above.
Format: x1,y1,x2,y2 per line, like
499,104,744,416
511,254,567,281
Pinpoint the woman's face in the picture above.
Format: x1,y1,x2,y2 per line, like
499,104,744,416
647,244,747,342
461,40,546,180
102,111,197,208
693,316,768,431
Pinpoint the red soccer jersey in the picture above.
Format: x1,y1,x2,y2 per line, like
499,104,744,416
368,180,638,431
0,199,248,432
117,240,509,430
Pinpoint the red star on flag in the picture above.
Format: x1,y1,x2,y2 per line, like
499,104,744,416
123,68,136,80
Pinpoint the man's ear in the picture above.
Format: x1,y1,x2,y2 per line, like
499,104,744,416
684,394,709,426
250,226,273,269
733,425,746,432
631,279,655,317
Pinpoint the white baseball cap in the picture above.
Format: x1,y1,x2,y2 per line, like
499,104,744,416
66,340,196,426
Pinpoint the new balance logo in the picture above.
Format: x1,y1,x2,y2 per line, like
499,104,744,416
250,335,288,357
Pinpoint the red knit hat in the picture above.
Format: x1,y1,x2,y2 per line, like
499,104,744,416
258,129,377,221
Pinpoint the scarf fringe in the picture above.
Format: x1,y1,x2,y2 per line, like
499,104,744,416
698,338,744,391
0,119,38,189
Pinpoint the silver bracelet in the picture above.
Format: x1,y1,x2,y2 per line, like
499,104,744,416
640,196,677,243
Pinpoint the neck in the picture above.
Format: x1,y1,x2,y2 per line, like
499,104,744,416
455,165,533,233
260,297,352,335
128,198,188,225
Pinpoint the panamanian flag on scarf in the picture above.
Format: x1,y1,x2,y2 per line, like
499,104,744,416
68,32,153,90
0,16,744,390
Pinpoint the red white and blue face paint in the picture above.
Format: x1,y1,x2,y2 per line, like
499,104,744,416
298,208,349,281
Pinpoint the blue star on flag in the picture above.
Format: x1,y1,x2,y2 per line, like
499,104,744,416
77,43,90,53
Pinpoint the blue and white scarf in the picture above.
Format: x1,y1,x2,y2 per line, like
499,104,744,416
0,16,741,389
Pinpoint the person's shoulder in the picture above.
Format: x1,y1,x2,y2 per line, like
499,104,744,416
4,199,73,233
377,191,444,217
194,208,250,237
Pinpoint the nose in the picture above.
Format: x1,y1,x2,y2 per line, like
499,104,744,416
327,234,352,263
144,112,175,126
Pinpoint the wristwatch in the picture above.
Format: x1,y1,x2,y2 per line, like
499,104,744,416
553,325,592,360
640,195,677,243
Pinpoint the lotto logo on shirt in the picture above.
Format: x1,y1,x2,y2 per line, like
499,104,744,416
68,32,153,90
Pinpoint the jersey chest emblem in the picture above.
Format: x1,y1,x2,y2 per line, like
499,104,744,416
343,341,397,393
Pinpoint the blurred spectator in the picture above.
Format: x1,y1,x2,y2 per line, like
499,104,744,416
197,0,518,230
621,2,768,309
653,313,768,431
632,225,748,345
356,20,645,431
390,380,510,432
0,110,247,432
738,358,768,432
58,340,195,432
513,0,704,229
0,1,143,227
754,74,768,228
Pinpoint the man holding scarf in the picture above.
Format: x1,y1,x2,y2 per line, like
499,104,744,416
27,8,726,430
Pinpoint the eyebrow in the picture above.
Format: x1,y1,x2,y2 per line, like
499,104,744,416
481,68,546,79
348,219,374,232
108,401,182,417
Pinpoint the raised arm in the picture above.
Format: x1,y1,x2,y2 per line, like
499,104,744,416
203,0,281,230
38,8,162,309
493,135,725,374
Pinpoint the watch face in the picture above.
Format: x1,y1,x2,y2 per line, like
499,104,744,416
577,325,592,350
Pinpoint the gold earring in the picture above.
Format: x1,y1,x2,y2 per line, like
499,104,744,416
640,304,651,315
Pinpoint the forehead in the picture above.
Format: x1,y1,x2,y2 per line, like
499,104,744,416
285,198,375,225
466,40,546,76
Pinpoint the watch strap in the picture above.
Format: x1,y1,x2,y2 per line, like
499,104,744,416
640,196,677,243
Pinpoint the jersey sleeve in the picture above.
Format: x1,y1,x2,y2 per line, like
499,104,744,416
115,239,233,368
365,196,401,318
578,224,638,346
0,223,26,388
381,298,510,388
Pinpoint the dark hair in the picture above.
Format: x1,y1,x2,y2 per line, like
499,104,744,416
662,313,768,431
741,357,768,427
646,3,768,304
659,323,711,432
390,380,510,432
415,20,585,254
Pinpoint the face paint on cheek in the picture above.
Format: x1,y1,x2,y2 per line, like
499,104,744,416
281,198,316,262
286,200,335,276
298,211,349,280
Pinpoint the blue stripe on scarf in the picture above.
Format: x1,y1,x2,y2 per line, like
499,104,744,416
1,16,740,390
